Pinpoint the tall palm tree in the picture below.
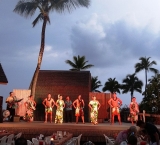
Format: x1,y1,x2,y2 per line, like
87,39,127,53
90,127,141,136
102,78,121,94
121,73,143,101
135,56,158,97
65,55,94,71
14,0,90,96
91,76,102,92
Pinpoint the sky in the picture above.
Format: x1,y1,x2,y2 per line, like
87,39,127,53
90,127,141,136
1,0,160,109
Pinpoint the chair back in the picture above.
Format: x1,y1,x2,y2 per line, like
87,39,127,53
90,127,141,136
44,136,52,145
32,138,39,145
15,132,22,139
71,138,77,145
6,134,14,144
65,137,77,145
77,134,82,145
103,134,114,145
0,136,7,144
27,140,33,145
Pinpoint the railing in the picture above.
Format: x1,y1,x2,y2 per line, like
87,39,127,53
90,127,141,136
138,110,160,124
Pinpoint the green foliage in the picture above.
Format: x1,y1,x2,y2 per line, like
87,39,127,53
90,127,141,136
65,55,94,71
121,73,143,100
139,74,160,113
102,78,121,93
91,76,102,92
135,56,158,97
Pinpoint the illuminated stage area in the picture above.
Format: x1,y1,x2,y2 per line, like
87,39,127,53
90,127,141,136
2,122,160,143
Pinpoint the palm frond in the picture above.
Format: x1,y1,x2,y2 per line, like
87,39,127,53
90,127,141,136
65,55,93,71
149,68,159,74
65,60,77,68
49,0,90,13
32,13,43,27
102,78,121,93
91,76,102,92
13,1,38,17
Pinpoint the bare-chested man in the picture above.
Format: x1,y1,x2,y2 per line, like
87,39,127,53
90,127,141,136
108,92,122,125
73,95,85,124
42,93,55,123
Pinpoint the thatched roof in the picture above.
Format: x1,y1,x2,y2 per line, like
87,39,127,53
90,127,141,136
0,63,8,85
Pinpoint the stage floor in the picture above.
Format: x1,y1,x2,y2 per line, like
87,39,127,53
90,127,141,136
1,121,160,143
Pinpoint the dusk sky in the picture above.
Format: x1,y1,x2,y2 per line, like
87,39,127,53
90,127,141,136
1,0,160,109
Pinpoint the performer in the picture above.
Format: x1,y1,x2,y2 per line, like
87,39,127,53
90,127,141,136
5,92,19,122
108,92,122,125
73,95,85,124
24,95,36,122
42,93,55,123
88,96,101,125
129,97,139,124
64,96,73,123
55,95,65,124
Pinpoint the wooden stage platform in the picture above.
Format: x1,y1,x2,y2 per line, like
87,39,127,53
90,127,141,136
1,121,160,143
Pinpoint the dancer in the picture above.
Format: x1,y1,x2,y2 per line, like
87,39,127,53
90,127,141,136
42,93,55,123
64,96,73,123
6,92,23,122
108,92,122,125
88,96,101,125
129,97,139,124
55,95,65,124
24,95,36,122
73,95,85,124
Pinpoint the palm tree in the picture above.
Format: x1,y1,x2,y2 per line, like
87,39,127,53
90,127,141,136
91,76,102,92
135,56,158,97
121,73,143,101
14,0,90,96
65,55,94,71
102,78,121,94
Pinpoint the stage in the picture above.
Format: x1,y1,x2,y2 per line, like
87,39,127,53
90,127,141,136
1,121,160,143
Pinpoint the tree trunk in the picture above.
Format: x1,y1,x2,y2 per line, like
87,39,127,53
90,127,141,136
131,91,133,102
29,17,47,97
145,69,148,97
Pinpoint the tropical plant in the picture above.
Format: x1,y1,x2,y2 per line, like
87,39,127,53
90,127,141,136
121,73,143,101
91,76,102,92
140,74,160,113
135,56,158,97
14,0,90,96
65,55,94,71
102,78,121,93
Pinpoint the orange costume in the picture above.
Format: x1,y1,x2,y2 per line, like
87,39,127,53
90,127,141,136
108,93,122,125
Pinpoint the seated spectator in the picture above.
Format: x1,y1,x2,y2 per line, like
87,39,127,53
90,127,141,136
128,135,137,145
15,137,27,145
114,126,137,145
136,120,160,145
139,129,148,141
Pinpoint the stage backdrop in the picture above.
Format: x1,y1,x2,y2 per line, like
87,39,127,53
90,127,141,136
34,70,91,121
13,89,31,117
89,92,111,123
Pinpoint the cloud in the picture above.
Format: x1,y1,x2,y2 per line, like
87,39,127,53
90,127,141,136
70,13,160,70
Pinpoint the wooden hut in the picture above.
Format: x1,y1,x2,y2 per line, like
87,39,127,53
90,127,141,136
0,63,8,85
